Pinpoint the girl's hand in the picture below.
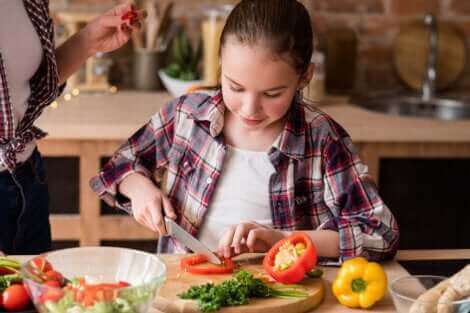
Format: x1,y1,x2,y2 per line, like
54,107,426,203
81,3,146,56
120,173,176,236
0,250,4,256
217,221,287,258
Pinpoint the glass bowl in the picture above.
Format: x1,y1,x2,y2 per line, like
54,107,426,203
21,247,166,313
389,275,470,313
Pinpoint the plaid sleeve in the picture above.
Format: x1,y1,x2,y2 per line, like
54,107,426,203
318,133,399,262
89,98,180,212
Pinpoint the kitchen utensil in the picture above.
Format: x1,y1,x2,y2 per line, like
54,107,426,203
323,27,357,94
144,0,159,51
154,2,174,51
394,19,466,91
164,217,222,265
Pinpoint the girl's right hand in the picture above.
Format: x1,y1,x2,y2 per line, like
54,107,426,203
119,173,176,236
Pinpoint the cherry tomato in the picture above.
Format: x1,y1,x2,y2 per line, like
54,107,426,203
2,284,30,311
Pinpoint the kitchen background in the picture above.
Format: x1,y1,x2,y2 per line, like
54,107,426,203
47,0,470,93
38,0,470,276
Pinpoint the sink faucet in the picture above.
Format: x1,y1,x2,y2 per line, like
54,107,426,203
422,14,438,102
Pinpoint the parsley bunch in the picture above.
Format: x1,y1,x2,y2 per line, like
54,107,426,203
178,270,308,312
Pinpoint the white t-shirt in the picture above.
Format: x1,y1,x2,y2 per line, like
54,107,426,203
198,145,275,250
0,0,42,170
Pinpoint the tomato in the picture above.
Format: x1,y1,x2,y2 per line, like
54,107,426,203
30,257,53,273
2,284,30,311
0,292,3,308
180,254,235,275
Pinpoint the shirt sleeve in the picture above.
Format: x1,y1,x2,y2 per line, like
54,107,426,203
89,98,180,212
318,133,400,262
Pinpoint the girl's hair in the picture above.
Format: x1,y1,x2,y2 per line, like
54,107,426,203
220,0,314,75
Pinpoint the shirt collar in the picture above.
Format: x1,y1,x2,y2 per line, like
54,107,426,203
190,90,307,159
189,90,226,137
272,92,307,160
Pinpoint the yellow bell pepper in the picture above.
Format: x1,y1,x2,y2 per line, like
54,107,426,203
332,257,387,309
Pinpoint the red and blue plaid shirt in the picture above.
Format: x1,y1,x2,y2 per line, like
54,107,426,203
91,91,399,262
0,0,63,171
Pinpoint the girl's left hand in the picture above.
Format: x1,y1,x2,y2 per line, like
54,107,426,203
81,3,146,56
218,221,287,258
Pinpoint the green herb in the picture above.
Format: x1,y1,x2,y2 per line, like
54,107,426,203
306,268,323,278
0,273,22,292
163,27,202,81
178,270,308,312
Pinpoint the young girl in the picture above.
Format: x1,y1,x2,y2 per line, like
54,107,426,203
91,0,399,263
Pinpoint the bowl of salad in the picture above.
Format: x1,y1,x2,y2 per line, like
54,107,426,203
21,247,166,313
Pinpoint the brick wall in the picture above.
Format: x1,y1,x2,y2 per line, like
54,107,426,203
311,0,470,95
50,0,470,95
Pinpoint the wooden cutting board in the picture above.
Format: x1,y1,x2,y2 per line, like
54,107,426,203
394,20,467,91
154,256,325,313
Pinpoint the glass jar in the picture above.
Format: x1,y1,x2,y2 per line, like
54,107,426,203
201,5,233,86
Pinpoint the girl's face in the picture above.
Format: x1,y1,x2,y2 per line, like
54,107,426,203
220,39,313,132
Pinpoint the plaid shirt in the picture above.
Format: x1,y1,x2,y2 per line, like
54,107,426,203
91,91,399,262
0,0,63,171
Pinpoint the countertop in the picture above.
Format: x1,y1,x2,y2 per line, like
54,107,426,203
13,254,408,313
35,91,470,143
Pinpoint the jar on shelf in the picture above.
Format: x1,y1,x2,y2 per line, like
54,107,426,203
201,5,233,86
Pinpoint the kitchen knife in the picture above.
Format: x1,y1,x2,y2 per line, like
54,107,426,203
164,217,222,265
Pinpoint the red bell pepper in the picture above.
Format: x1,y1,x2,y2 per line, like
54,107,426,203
180,254,234,275
263,232,317,284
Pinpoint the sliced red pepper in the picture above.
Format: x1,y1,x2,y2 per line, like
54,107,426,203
30,257,53,273
43,280,61,288
39,288,64,304
0,266,17,275
180,254,234,275
44,270,64,284
262,232,317,284
66,281,130,307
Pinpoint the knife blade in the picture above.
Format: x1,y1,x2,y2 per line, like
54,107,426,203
164,217,222,265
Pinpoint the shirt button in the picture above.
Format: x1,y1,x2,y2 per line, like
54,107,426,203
206,177,213,184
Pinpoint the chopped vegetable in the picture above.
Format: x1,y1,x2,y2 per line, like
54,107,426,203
0,257,20,276
30,257,53,273
180,254,235,275
263,233,317,284
332,257,387,309
306,268,324,279
0,274,22,293
178,270,308,312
